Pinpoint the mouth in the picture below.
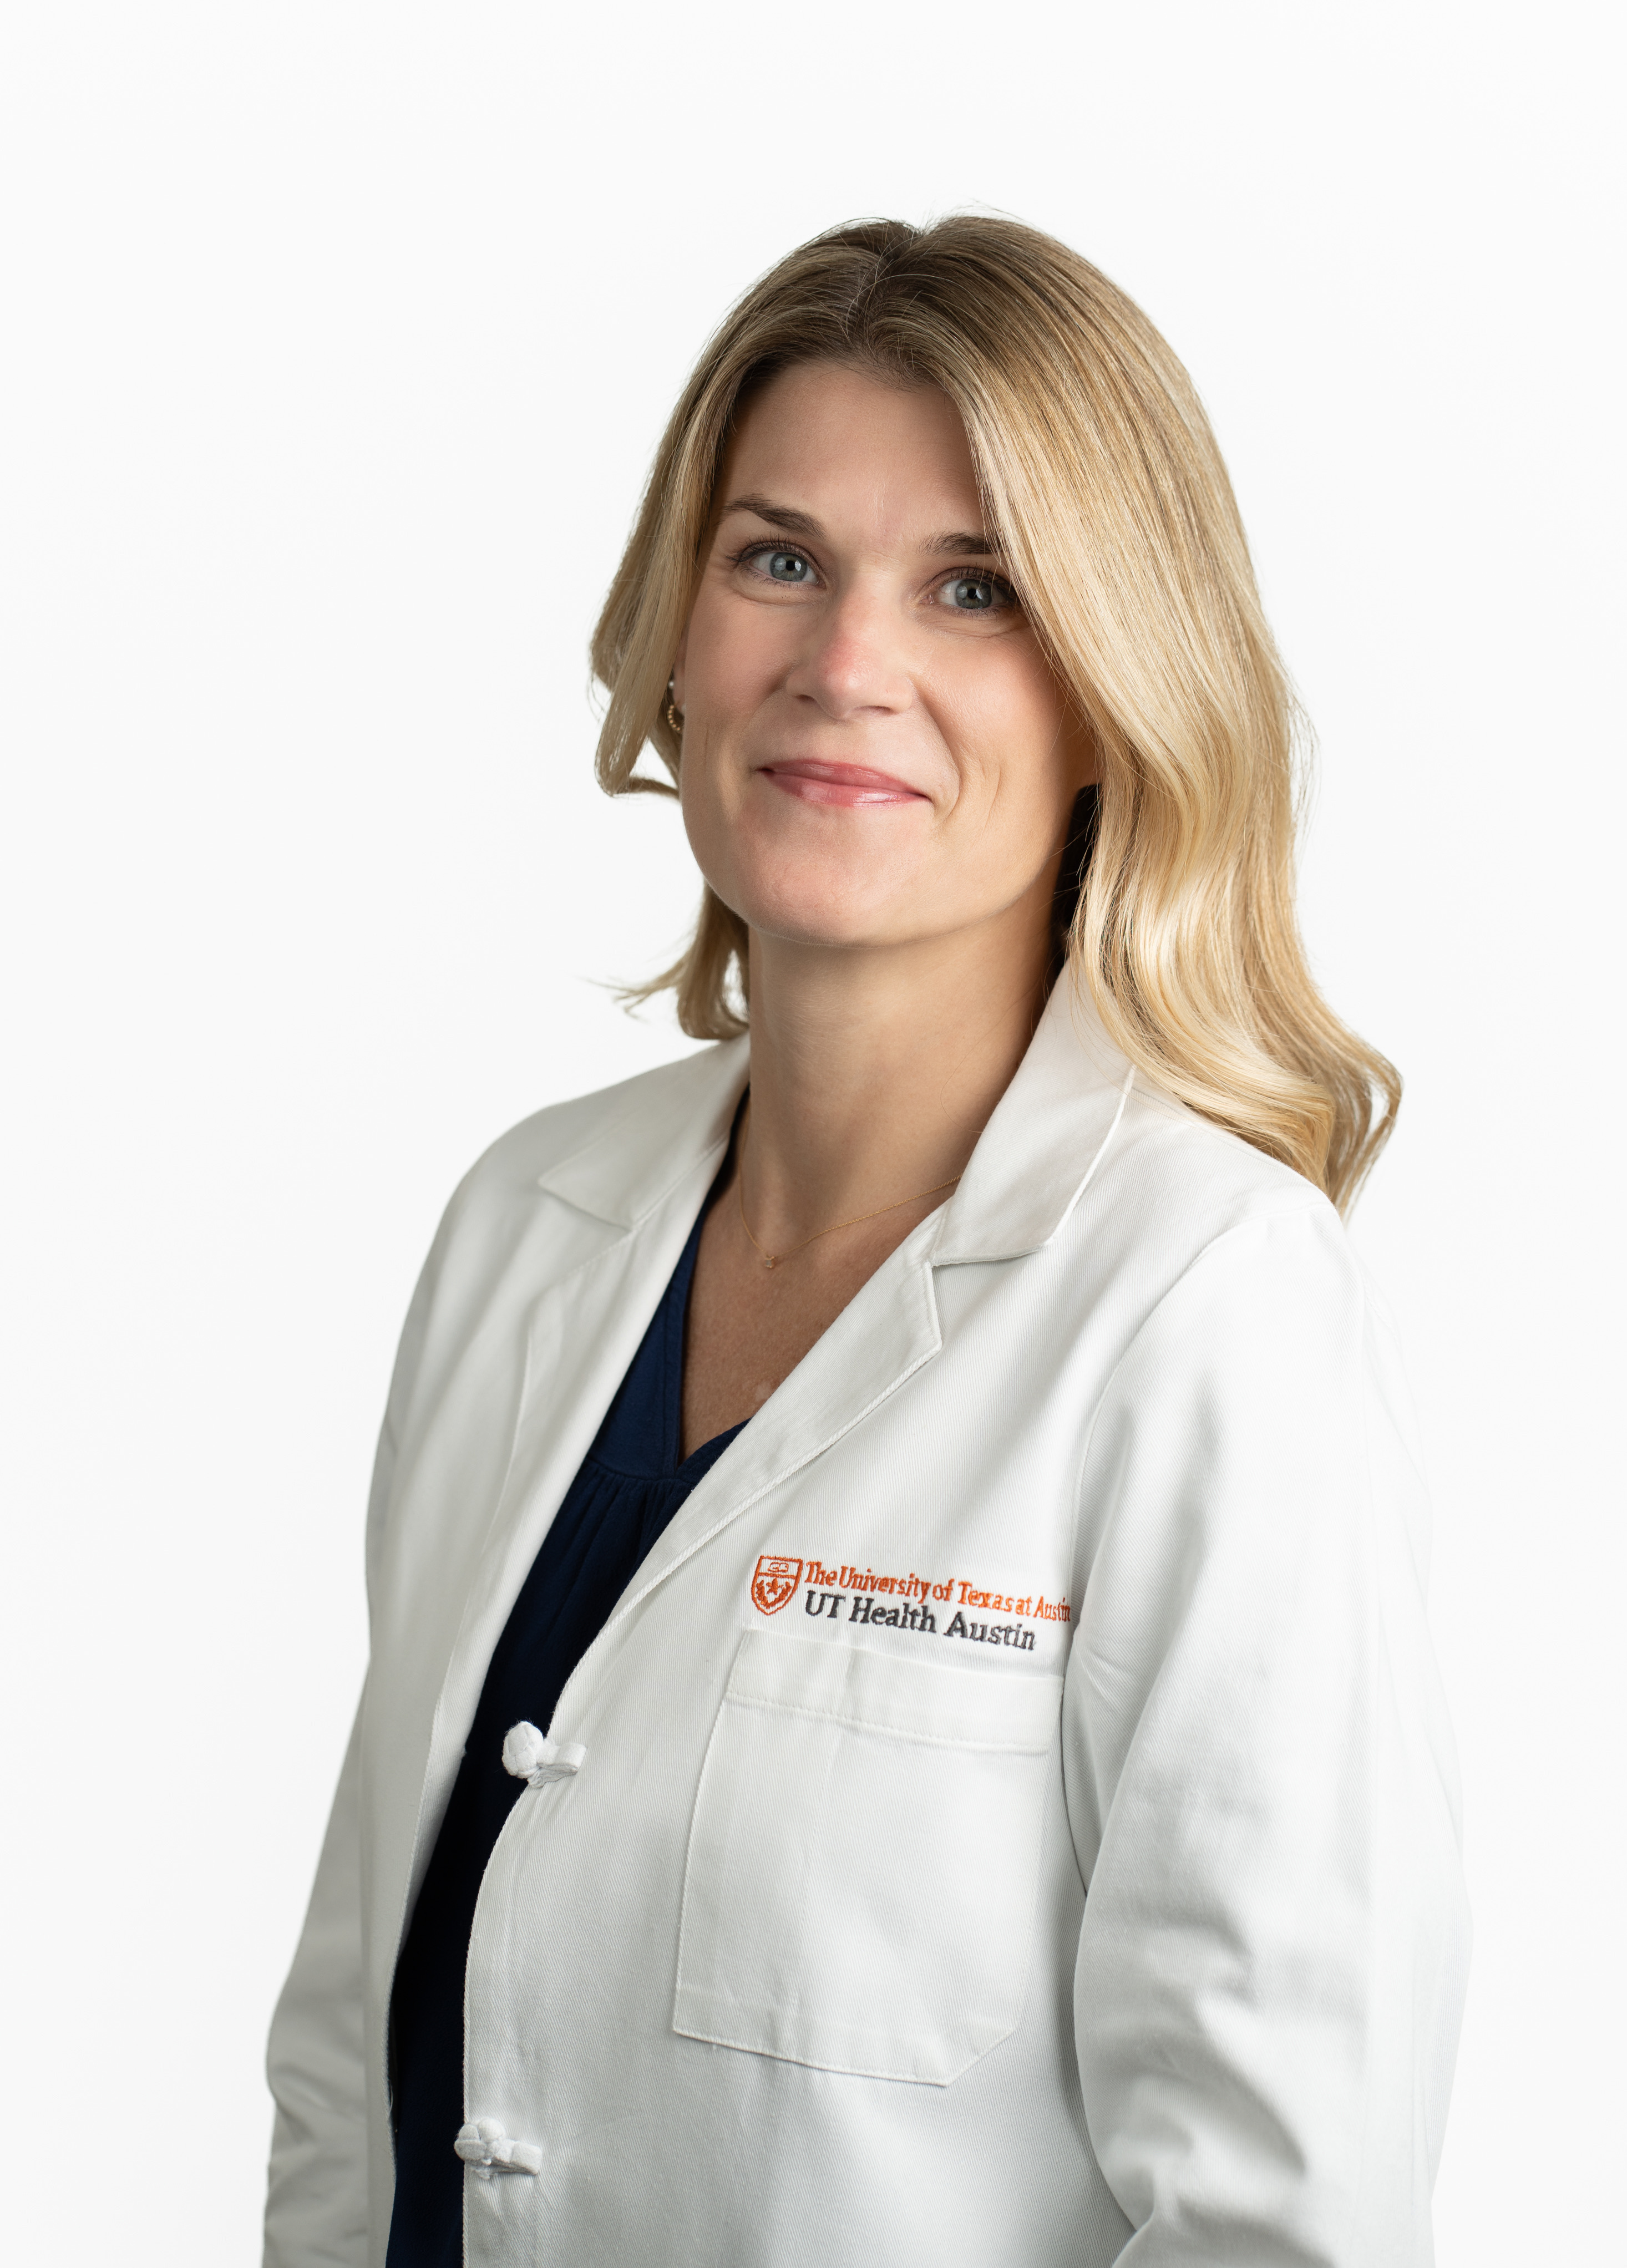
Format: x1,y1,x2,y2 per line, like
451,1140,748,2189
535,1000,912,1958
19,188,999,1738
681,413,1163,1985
755,758,930,809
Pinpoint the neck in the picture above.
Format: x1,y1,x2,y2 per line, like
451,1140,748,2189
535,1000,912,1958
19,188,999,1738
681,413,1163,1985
739,882,1055,1249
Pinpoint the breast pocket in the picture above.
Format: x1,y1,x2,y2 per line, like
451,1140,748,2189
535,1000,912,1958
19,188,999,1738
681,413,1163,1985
673,1629,1062,2086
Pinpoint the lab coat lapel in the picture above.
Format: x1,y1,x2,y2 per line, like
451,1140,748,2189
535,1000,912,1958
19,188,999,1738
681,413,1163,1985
931,971,1137,1266
378,977,1136,1965
381,1043,749,1943
595,975,1138,1632
606,1203,946,1627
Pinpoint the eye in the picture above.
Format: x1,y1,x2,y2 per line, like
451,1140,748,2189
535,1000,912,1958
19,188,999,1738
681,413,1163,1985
935,572,1016,615
737,544,819,586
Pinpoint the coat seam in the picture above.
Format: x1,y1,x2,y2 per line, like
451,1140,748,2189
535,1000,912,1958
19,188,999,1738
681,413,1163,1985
1059,1190,1334,1896
721,1692,1058,1753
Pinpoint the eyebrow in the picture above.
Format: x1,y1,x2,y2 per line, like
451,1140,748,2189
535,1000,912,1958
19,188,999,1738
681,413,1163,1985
719,493,1003,558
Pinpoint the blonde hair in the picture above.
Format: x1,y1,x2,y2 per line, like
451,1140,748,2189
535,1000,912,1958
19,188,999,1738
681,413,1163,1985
590,215,1398,1212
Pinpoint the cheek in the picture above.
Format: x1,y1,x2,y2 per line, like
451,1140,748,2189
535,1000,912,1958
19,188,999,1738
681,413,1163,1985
683,588,787,711
677,719,761,920
677,727,728,863
949,650,1077,809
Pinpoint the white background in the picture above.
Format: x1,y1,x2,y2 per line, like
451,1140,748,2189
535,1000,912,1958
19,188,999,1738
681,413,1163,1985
2,4,1620,2260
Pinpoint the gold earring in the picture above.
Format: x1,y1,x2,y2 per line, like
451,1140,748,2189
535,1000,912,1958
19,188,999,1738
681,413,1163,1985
665,681,683,737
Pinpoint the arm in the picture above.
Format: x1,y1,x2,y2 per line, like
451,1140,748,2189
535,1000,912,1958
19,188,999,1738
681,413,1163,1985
264,1698,369,2268
1064,1205,1469,2266
263,1217,443,2266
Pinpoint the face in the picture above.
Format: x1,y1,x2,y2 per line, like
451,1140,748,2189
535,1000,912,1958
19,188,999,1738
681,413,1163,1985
672,362,1095,965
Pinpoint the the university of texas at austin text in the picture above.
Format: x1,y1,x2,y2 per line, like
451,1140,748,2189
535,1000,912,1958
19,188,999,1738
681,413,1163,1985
748,1554,1070,1652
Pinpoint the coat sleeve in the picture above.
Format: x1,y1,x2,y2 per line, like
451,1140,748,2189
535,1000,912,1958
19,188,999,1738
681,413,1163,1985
1063,1203,1470,2267
263,1697,369,2268
263,1217,443,2266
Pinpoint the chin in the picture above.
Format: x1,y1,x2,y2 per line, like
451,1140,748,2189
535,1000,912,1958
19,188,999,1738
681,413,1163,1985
722,860,929,953
694,799,904,927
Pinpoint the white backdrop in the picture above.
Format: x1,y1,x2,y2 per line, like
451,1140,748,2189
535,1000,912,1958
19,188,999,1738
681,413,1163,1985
2,4,1620,2260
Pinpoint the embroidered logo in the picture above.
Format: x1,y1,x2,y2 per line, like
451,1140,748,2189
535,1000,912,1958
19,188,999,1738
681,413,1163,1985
750,1554,803,1616
749,1552,1068,1645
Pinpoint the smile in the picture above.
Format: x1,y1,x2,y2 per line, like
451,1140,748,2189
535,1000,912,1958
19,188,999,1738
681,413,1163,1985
756,759,930,808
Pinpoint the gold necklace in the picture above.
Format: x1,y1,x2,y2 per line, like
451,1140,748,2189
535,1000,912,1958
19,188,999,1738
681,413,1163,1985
735,1110,964,1272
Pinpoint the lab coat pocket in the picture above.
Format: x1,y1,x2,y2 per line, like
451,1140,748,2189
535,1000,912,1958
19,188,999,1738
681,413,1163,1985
673,1628,1062,2084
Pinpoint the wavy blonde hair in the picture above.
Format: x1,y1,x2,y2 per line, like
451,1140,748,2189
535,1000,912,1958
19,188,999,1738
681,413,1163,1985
590,215,1398,1212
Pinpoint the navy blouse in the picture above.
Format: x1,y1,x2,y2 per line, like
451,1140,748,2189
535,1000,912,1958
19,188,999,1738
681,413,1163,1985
384,1172,743,2268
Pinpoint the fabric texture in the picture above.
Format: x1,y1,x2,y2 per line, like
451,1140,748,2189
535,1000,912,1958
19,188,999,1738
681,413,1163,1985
384,1176,740,2268
263,978,1469,2268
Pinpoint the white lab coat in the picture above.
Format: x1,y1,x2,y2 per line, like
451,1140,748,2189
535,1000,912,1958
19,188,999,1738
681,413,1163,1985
265,978,1469,2267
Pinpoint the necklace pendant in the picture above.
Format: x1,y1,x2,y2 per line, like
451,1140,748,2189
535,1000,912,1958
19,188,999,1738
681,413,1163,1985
764,1256,777,1271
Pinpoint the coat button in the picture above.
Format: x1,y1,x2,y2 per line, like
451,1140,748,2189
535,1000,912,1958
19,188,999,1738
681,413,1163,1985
501,1719,586,1785
454,2118,543,2178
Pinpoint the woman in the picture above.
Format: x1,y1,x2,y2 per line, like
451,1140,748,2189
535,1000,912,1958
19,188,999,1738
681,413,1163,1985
265,216,1468,2267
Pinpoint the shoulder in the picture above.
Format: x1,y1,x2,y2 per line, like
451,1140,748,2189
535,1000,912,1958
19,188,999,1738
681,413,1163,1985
1070,1093,1415,1559
388,1039,746,1373
373,1039,746,1470
1072,1070,1355,1315
439,1038,748,1243
1070,1085,1426,1523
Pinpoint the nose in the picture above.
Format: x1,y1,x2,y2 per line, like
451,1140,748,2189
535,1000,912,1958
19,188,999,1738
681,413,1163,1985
783,581,914,722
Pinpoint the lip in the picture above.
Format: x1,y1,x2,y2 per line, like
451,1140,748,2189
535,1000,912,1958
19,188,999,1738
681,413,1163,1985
755,758,930,808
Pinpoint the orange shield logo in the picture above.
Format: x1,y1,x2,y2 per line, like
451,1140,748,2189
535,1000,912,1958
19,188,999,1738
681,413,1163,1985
751,1554,803,1616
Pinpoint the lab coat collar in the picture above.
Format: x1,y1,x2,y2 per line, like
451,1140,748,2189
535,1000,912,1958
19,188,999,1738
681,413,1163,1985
536,973,1133,1264
386,975,1136,1962
584,978,1136,1663
536,1037,751,1228
930,975,1136,1266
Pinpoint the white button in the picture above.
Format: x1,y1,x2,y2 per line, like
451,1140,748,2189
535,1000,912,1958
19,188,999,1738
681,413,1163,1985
455,2118,543,2178
501,1719,586,1786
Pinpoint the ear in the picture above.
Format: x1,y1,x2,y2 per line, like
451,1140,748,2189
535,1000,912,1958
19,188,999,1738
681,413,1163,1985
671,627,689,713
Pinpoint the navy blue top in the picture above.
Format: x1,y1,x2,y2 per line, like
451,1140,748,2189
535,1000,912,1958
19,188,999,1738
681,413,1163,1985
384,1174,743,2268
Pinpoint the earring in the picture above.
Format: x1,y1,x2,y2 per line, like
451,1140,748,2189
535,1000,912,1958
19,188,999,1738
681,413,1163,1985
665,680,684,737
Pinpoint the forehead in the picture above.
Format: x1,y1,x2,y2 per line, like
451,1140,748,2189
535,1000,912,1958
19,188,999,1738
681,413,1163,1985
718,363,983,543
